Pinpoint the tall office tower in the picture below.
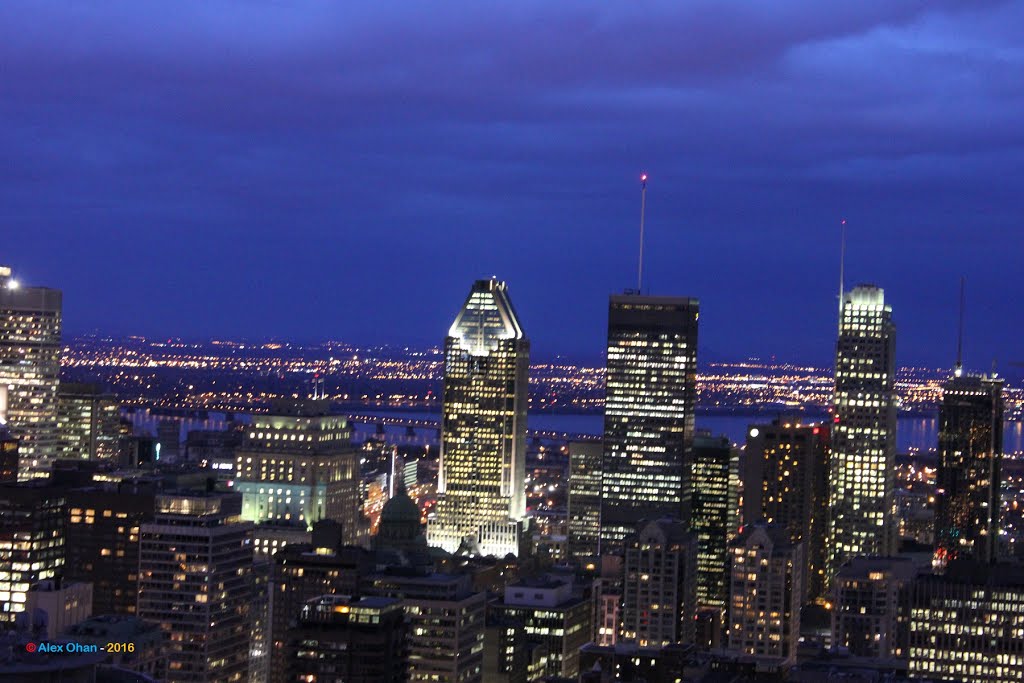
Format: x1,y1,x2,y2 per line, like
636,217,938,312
428,279,529,557
934,374,1004,569
0,266,62,478
727,523,804,664
832,556,919,660
138,493,253,683
65,481,156,615
269,529,372,683
828,285,897,582
691,432,734,612
908,561,1024,682
366,570,487,683
490,577,593,680
600,294,699,552
57,383,121,461
234,399,361,545
0,423,18,483
567,440,603,562
744,419,830,602
622,519,698,647
285,596,407,683
0,483,66,624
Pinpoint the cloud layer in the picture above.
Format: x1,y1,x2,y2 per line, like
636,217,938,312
2,1,1022,365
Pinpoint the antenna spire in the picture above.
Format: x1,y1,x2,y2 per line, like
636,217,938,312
637,173,647,293
955,276,965,377
838,218,846,331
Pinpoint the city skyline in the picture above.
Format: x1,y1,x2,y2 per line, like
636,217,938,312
3,3,1022,366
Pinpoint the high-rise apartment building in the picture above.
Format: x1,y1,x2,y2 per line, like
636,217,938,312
744,419,830,602
65,480,156,616
934,373,1004,568
727,523,804,663
138,492,253,683
908,561,1024,682
691,432,735,612
234,399,361,545
0,483,66,625
567,440,602,562
269,529,372,683
429,279,529,557
622,518,698,647
366,569,487,683
0,266,62,478
600,294,699,552
832,556,919,660
828,285,897,582
57,382,121,461
285,595,407,683
490,577,593,680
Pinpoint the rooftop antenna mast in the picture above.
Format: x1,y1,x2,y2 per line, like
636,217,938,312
955,276,965,377
838,218,847,332
637,173,648,293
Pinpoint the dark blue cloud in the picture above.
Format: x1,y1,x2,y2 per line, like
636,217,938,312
2,1,1022,368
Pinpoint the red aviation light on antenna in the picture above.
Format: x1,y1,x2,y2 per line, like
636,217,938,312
640,173,647,183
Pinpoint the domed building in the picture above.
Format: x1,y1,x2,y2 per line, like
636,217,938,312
374,488,427,553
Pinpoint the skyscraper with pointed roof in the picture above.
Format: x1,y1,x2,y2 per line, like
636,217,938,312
427,279,529,557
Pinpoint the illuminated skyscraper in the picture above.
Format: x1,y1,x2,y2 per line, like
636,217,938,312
567,440,602,562
0,266,62,478
57,382,121,461
691,432,735,612
138,492,253,683
0,483,66,625
827,285,897,582
428,279,529,557
744,419,830,602
600,294,699,551
934,373,1004,568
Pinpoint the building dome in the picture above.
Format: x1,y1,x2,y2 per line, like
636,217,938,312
380,490,421,525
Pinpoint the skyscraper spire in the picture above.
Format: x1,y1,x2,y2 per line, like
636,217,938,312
838,219,846,332
637,173,648,293
955,276,965,378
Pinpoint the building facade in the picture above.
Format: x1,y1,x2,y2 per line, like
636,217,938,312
828,285,897,582
429,279,529,557
56,383,121,461
490,577,592,680
934,374,1004,569
908,561,1024,682
285,595,406,683
366,570,487,683
138,493,253,683
0,266,62,478
691,432,735,612
567,440,602,562
745,419,830,602
622,519,698,647
65,481,156,616
234,399,361,545
600,294,699,552
0,483,66,625
832,556,919,660
727,523,804,663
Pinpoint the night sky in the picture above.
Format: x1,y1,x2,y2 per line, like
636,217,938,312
3,2,1022,367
